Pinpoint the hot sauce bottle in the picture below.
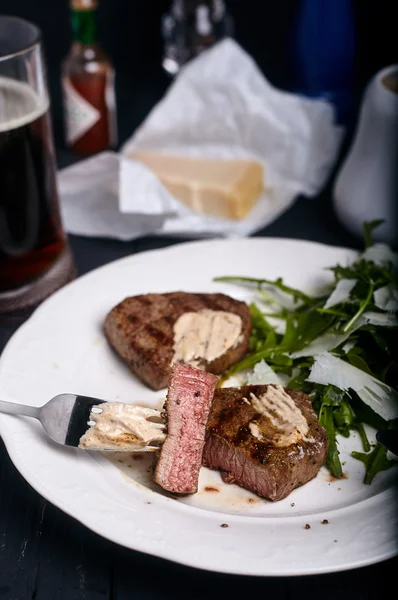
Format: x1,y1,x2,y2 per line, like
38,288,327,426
61,0,117,155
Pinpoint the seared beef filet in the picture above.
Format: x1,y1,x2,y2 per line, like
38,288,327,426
154,364,219,494
202,384,328,501
104,292,251,390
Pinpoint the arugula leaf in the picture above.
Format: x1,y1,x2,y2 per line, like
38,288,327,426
354,423,371,452
342,283,374,332
333,400,356,436
214,276,319,306
316,307,350,318
318,390,343,478
280,317,297,350
363,219,385,249
290,311,334,352
346,351,375,376
218,348,277,385
288,369,310,390
352,443,397,484
329,259,397,289
249,302,273,336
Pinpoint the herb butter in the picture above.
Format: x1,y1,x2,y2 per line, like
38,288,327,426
249,385,309,446
79,403,165,451
173,309,242,367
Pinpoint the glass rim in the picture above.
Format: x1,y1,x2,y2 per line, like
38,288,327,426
0,15,41,63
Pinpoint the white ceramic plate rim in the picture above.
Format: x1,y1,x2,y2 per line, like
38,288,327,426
0,237,397,577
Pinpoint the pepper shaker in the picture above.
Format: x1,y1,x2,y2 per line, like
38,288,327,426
161,0,234,76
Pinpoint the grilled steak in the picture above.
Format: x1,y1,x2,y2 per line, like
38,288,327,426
154,364,219,494
104,292,251,390
202,384,328,501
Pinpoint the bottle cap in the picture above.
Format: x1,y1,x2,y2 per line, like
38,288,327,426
70,0,98,10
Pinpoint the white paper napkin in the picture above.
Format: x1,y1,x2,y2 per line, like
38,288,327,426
58,152,170,241
58,38,343,241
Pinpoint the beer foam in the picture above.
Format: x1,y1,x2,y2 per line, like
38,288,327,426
0,76,48,133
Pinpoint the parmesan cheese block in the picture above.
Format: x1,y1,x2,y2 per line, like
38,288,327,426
129,151,264,220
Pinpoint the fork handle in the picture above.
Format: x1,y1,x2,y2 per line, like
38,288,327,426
0,399,40,419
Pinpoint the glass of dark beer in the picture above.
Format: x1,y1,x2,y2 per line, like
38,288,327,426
0,16,75,319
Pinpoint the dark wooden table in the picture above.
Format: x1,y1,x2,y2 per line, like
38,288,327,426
1,77,397,599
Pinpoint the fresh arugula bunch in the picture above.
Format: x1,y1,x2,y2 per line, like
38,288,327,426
214,221,398,483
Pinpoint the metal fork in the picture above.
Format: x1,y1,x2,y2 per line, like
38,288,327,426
0,394,165,451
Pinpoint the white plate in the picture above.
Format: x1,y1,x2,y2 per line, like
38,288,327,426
0,238,396,576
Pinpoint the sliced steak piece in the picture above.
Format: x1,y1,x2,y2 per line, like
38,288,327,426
104,292,251,391
154,364,219,494
202,384,328,501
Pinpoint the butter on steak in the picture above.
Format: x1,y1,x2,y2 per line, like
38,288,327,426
104,292,251,390
202,384,328,501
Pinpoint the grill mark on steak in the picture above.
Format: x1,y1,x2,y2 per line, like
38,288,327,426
145,323,170,345
154,364,219,495
128,335,158,358
195,293,225,311
104,292,252,390
202,385,328,502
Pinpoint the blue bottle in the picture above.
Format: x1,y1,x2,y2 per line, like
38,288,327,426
290,0,356,126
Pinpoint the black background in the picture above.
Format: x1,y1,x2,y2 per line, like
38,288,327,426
1,0,397,86
1,0,397,154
